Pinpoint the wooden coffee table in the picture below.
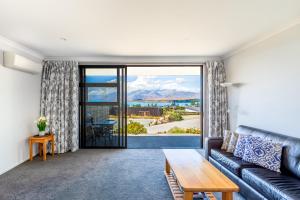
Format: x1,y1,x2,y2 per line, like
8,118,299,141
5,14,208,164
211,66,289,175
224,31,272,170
163,149,239,200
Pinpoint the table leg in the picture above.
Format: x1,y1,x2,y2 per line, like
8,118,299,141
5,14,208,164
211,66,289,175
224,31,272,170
43,142,47,161
29,140,33,161
165,159,170,174
39,144,42,156
222,192,233,200
51,140,54,157
184,191,193,200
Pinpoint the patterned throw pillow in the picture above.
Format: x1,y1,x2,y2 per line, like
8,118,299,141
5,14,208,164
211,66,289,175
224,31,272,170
221,130,232,150
243,136,264,162
243,137,283,172
234,134,250,158
227,132,239,153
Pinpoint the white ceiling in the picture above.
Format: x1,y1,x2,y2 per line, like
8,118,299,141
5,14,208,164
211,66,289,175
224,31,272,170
0,0,299,58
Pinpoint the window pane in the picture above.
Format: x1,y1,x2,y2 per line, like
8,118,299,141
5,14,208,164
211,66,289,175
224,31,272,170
127,66,202,137
85,105,119,147
87,87,117,102
85,68,117,83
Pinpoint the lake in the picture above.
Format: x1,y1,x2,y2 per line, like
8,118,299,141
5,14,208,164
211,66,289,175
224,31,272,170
128,100,201,107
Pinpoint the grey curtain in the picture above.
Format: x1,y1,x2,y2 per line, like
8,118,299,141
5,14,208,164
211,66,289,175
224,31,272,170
206,61,229,137
40,60,79,153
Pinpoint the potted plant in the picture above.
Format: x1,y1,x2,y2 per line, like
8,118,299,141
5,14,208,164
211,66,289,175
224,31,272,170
36,116,48,136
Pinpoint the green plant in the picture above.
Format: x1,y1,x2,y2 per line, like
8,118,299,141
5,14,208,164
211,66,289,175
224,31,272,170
168,127,185,134
185,128,201,134
166,110,183,121
127,120,147,135
162,107,184,122
167,127,201,134
37,116,47,132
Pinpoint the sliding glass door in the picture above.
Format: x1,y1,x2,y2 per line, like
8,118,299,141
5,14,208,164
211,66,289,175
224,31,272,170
80,66,127,148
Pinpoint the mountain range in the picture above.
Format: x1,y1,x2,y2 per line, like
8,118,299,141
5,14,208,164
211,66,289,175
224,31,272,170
128,89,200,101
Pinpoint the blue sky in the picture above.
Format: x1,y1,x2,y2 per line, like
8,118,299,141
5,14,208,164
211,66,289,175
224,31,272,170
86,75,201,93
127,75,201,93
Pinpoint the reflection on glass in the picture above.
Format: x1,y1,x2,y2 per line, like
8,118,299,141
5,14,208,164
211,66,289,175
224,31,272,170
86,68,117,83
87,87,117,102
85,105,119,147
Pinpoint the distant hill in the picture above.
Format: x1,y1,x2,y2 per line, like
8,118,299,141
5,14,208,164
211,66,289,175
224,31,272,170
128,89,200,101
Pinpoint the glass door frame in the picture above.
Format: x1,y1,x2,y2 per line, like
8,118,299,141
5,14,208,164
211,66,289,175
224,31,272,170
79,65,127,149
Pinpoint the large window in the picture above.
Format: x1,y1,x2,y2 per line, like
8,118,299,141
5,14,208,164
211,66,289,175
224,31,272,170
126,66,203,148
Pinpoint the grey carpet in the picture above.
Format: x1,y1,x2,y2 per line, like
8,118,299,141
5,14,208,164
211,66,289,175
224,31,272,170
128,136,202,149
0,149,244,200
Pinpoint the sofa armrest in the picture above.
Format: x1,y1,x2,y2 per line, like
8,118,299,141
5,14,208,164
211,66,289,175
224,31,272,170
204,137,223,160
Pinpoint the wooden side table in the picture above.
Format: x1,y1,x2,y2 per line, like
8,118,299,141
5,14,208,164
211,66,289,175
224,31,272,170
29,133,55,161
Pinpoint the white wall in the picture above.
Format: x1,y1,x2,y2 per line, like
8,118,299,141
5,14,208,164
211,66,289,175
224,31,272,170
0,50,41,175
225,24,300,137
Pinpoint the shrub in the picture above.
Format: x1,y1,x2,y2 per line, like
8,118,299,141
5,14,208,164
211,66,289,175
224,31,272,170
162,106,184,114
185,128,201,134
167,127,201,134
168,127,185,134
166,111,183,121
127,120,147,135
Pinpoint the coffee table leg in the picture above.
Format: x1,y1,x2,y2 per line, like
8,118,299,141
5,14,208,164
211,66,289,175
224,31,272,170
184,191,193,200
165,159,170,174
222,192,233,200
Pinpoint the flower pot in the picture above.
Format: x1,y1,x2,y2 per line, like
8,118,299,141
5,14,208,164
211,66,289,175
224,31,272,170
39,131,46,136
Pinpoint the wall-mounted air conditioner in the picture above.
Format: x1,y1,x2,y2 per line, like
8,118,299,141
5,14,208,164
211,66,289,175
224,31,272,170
2,51,42,74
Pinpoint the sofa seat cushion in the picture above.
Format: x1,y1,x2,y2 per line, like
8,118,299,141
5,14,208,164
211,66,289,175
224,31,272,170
210,149,259,177
242,168,300,200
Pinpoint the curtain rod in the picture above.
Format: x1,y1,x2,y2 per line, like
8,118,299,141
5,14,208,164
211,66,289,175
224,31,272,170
44,56,222,64
78,62,205,66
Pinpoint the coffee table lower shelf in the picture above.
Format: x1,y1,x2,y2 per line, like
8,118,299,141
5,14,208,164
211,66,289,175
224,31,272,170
164,171,216,200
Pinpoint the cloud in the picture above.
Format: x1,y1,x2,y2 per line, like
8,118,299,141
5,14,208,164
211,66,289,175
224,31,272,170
88,88,115,96
106,78,117,83
127,76,160,91
175,78,185,84
128,76,194,92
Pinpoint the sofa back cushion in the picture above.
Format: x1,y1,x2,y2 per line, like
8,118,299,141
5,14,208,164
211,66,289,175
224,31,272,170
221,130,232,150
236,125,300,178
227,132,239,153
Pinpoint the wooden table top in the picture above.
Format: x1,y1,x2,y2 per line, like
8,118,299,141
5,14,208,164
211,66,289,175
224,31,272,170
29,133,54,141
163,149,239,192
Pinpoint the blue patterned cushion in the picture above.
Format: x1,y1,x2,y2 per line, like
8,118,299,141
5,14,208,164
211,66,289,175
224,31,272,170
243,137,283,172
233,134,250,158
242,136,264,162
